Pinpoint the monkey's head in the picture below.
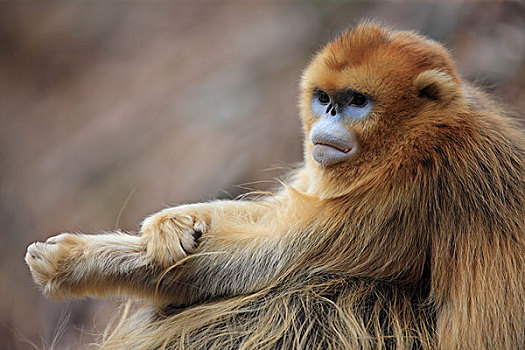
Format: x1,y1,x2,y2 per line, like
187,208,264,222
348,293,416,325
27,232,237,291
300,22,467,198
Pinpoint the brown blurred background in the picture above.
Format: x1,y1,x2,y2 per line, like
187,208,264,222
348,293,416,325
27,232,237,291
1,1,524,349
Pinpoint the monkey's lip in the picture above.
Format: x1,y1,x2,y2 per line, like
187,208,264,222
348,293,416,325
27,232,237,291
311,142,357,167
313,142,352,153
310,129,358,167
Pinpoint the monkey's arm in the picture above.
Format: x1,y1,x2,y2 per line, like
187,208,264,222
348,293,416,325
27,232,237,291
140,181,318,304
140,166,311,268
25,185,315,303
24,199,272,300
140,199,273,268
433,229,525,349
25,232,167,300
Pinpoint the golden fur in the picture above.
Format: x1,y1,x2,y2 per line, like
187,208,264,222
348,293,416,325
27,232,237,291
26,22,525,349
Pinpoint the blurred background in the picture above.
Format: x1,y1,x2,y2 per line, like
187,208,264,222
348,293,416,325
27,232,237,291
1,1,524,349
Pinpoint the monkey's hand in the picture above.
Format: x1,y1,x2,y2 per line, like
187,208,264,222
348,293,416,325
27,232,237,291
25,233,88,298
140,205,208,267
25,232,146,300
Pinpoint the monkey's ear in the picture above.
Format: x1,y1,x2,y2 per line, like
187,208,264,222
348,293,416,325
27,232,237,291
414,69,459,103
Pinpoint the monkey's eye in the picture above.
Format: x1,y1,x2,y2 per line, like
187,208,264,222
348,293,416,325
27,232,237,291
350,93,368,107
316,90,330,105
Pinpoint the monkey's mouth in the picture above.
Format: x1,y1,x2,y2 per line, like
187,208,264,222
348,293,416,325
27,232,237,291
311,141,358,167
313,142,352,153
309,124,359,167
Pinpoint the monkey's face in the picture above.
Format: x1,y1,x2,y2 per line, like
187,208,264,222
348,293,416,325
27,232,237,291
308,88,372,167
300,56,382,173
300,23,461,181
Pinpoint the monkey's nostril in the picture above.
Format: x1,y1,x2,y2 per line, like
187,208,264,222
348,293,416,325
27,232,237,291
331,108,337,116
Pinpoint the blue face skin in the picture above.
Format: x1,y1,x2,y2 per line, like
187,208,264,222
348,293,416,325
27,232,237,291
309,90,373,167
311,90,373,121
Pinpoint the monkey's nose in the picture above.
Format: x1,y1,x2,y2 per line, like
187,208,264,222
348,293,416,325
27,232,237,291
325,103,338,116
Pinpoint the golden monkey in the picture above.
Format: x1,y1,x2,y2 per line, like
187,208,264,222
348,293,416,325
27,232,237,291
26,22,525,349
